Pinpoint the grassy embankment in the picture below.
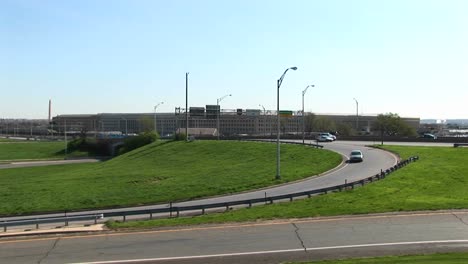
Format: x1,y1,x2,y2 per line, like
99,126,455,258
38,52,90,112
0,140,88,161
290,252,468,264
0,140,341,216
108,145,468,229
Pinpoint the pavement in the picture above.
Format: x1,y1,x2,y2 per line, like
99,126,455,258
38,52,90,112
0,224,106,238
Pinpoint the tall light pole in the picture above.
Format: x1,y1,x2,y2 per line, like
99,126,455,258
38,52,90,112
259,104,266,136
154,102,164,135
353,98,359,132
64,119,67,156
217,94,231,140
186,72,189,142
302,84,314,144
121,117,128,135
276,66,297,180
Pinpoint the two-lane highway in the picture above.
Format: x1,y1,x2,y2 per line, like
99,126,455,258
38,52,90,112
1,211,467,263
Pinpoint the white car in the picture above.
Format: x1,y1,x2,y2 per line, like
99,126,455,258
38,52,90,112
316,135,334,142
349,150,364,162
319,132,336,141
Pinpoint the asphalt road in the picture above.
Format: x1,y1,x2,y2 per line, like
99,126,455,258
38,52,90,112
1,211,467,264
0,139,398,224
0,159,101,169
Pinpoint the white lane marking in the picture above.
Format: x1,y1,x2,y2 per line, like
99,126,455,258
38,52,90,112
68,249,304,264
69,240,468,264
305,240,468,251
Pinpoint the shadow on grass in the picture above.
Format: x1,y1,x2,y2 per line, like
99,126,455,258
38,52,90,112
123,140,177,159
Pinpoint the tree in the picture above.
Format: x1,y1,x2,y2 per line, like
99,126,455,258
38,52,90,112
336,122,353,136
313,116,336,132
373,113,417,144
304,113,316,133
139,116,154,133
119,131,158,154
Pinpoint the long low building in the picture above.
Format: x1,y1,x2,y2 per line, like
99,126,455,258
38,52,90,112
51,107,420,137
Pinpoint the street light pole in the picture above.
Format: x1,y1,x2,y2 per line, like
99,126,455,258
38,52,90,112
121,117,128,135
64,119,67,156
302,84,314,144
154,102,164,135
186,72,189,142
353,98,359,132
259,104,265,136
276,66,298,180
217,94,231,140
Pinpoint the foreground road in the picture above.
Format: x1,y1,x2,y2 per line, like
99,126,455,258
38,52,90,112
1,211,467,264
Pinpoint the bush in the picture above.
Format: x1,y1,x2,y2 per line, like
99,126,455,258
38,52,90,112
174,133,187,141
66,138,109,156
119,132,158,154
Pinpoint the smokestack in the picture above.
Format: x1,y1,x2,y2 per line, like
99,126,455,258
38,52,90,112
48,99,51,123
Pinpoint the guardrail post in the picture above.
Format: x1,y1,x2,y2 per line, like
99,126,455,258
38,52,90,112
202,208,205,215
150,212,153,220
176,209,180,217
3,225,6,232
36,223,39,229
95,215,98,224
65,218,69,226
225,204,229,211
169,202,173,218
123,214,126,222
248,201,252,208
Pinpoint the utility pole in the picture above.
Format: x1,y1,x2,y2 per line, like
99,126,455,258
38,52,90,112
186,72,189,142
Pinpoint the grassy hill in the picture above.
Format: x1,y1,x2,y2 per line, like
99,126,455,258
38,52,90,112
0,140,341,215
108,145,468,229
0,141,67,160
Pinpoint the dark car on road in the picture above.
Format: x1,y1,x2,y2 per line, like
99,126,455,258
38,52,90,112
421,133,437,139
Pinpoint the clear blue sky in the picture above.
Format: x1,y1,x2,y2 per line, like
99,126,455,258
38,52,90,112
2,0,467,119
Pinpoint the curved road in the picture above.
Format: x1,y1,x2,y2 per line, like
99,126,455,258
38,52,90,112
0,140,397,222
1,141,465,263
0,159,101,169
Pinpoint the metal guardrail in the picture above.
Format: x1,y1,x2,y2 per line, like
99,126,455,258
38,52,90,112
454,143,468,147
0,141,418,230
247,139,324,148
1,214,103,232
102,156,419,222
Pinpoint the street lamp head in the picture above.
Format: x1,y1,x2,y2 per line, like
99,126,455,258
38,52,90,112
290,67,298,71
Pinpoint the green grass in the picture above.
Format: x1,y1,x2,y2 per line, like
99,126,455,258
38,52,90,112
0,140,341,215
288,252,468,263
0,138,19,142
107,145,468,229
0,141,71,160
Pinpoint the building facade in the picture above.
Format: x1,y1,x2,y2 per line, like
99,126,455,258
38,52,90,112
52,107,420,137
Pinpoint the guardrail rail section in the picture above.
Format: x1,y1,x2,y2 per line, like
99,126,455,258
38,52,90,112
1,140,419,230
102,156,419,222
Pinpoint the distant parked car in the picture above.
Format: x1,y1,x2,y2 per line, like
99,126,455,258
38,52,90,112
316,134,334,142
319,132,336,141
421,133,437,139
349,150,364,162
